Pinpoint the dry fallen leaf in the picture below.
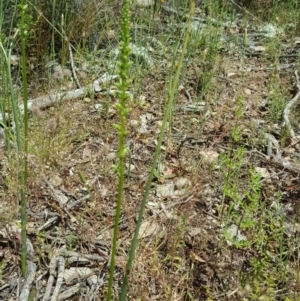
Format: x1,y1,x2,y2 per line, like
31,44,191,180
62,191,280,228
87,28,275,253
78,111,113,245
190,251,206,263
175,177,191,189
199,150,219,163
138,220,160,239
156,183,175,198
254,167,270,178
251,45,266,52
50,174,63,186
64,267,93,285
207,261,234,270
244,88,252,95
31,105,44,118
46,117,59,135
82,147,91,160
79,71,87,79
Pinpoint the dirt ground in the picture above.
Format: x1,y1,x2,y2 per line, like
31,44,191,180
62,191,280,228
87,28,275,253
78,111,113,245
1,2,300,300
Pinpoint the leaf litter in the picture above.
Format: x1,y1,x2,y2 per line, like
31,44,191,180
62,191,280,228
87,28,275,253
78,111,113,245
1,2,300,300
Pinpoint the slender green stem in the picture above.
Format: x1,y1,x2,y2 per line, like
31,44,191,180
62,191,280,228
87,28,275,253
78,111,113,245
0,42,11,153
106,0,131,300
0,0,9,152
20,2,29,183
20,0,29,276
51,0,56,61
119,1,195,300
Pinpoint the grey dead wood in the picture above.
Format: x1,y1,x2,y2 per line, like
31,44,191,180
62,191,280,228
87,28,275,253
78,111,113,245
87,274,105,301
42,174,78,224
57,284,81,301
42,251,58,301
59,250,106,263
19,260,37,301
0,75,118,127
37,194,91,232
37,216,58,232
283,71,300,140
35,271,48,301
50,256,65,301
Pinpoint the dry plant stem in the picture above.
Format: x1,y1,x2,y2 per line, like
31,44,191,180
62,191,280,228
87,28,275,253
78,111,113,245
60,24,81,88
68,43,81,88
230,0,258,20
283,70,300,139
119,1,195,300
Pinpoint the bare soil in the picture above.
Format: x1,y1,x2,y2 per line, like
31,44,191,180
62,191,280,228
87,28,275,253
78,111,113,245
1,3,300,300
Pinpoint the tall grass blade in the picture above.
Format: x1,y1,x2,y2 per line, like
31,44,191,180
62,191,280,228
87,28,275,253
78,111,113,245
19,0,29,276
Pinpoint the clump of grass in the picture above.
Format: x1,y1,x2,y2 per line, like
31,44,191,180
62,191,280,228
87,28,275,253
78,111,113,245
0,0,30,275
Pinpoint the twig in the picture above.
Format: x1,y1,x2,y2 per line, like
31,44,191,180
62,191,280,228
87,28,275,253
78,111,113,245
59,250,106,262
87,274,105,301
37,216,58,232
19,261,37,301
56,284,81,300
36,271,48,301
230,0,258,20
42,254,57,301
68,43,81,89
215,75,259,92
60,24,81,89
0,284,9,291
50,256,65,301
43,174,78,223
270,154,300,175
283,71,300,139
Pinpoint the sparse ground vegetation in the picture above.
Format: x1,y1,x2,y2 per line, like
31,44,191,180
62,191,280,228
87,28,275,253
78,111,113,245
0,0,300,300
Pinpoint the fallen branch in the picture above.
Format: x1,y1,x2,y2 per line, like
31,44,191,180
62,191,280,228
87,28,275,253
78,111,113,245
56,283,81,301
68,43,81,89
270,154,300,175
42,252,58,301
50,256,65,301
0,74,118,127
19,260,37,301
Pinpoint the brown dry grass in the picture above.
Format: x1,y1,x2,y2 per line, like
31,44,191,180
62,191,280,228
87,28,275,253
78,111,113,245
1,1,300,300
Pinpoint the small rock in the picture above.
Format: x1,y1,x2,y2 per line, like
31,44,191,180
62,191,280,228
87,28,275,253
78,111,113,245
244,88,252,95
